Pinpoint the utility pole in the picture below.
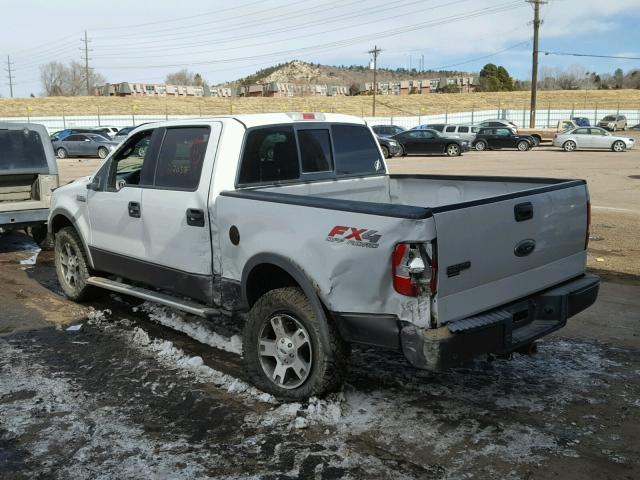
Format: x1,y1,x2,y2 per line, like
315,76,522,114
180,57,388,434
80,30,93,95
527,0,546,127
5,56,14,98
369,45,381,116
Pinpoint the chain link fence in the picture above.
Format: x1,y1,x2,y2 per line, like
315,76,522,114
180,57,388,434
1,107,639,133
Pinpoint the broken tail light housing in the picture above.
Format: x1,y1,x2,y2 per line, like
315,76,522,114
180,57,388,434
392,243,436,297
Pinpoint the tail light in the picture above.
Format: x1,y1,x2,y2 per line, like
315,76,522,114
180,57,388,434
392,243,436,297
584,200,591,250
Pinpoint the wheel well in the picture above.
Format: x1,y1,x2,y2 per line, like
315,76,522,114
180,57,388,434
50,214,73,234
245,263,299,307
531,134,541,141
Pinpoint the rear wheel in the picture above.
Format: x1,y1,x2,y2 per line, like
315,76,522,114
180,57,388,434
531,136,541,147
612,140,626,152
243,287,349,400
563,140,576,152
56,148,68,159
446,143,461,157
54,227,101,301
380,145,390,159
97,147,109,159
474,140,487,151
517,140,530,151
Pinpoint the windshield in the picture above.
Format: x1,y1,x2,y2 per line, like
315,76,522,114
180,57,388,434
0,129,49,171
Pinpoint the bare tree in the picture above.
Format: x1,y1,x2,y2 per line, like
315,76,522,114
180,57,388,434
39,61,105,96
165,69,206,86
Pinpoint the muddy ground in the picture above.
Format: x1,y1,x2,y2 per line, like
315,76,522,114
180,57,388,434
1,145,639,479
1,233,639,480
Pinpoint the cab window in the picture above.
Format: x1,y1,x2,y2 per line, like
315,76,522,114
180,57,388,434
154,127,210,190
238,126,299,184
332,124,384,176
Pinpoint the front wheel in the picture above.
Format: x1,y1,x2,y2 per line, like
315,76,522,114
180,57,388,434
517,140,530,151
380,145,390,159
54,227,102,301
97,147,109,159
612,140,626,152
563,140,576,152
474,140,487,151
446,143,461,157
243,287,349,400
56,148,68,159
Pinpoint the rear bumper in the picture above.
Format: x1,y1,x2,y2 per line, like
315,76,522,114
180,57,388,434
400,273,600,370
0,208,49,229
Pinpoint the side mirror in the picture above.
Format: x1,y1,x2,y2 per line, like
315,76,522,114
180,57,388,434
86,179,100,191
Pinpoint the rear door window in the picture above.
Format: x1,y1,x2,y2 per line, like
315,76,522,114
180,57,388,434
0,129,48,171
298,129,333,173
445,126,456,133
154,127,210,190
331,124,384,176
238,126,300,184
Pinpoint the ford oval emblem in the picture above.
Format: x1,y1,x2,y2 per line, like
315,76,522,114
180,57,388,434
514,239,536,257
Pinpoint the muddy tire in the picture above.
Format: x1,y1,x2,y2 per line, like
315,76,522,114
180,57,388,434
54,227,101,301
243,287,349,400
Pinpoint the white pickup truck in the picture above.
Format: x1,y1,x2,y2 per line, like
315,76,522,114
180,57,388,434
48,113,599,399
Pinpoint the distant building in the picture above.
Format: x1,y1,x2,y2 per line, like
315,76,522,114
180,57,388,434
95,82,210,97
356,76,476,95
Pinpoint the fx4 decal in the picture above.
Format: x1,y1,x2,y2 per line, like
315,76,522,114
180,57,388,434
326,225,382,249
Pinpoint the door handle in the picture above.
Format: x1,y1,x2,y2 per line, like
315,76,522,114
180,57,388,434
186,208,205,227
128,201,141,218
514,202,533,222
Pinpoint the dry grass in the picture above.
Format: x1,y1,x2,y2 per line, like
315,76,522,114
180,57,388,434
1,89,639,118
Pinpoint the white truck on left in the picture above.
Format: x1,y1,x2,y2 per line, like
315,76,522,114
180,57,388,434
0,123,59,244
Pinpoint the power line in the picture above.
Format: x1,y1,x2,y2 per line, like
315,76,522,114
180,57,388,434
4,55,15,98
428,39,531,70
542,51,640,60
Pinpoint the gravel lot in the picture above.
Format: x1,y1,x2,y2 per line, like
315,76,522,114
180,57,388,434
1,143,638,479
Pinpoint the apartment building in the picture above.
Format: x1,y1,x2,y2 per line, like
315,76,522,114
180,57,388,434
95,82,210,97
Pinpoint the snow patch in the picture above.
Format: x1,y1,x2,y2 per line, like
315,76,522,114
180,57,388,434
141,302,243,355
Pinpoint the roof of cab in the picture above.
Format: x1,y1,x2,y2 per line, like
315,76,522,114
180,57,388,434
129,113,366,132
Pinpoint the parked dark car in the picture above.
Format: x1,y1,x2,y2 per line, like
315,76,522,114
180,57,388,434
572,117,590,127
472,127,535,151
50,128,110,142
392,129,470,156
52,133,120,159
376,135,402,158
371,125,406,137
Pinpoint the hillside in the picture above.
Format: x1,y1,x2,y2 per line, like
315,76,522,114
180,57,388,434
229,60,464,87
1,89,639,118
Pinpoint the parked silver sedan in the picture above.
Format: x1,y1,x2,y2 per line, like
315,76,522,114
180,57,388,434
53,133,120,159
553,127,635,152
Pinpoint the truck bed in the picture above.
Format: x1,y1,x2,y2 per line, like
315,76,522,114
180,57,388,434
224,173,589,325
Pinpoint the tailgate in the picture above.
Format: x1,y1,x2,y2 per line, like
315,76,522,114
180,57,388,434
433,181,589,324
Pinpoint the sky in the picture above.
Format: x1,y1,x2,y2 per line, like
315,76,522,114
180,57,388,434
1,0,639,98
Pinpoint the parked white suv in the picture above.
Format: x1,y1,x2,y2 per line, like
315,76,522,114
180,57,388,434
48,113,599,399
441,124,480,142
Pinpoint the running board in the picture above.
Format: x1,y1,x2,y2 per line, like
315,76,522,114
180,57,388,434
87,276,219,318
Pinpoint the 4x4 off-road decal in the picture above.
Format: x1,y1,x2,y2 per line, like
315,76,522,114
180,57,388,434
326,226,382,249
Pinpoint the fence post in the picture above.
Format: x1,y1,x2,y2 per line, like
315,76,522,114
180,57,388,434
547,103,551,128
471,105,475,124
570,103,574,119
97,105,101,126
497,101,501,118
26,106,31,123
594,103,598,126
131,105,136,126
165,104,168,120
390,115,394,125
199,104,202,117
62,107,66,129
616,103,620,116
522,104,526,127
418,108,422,125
